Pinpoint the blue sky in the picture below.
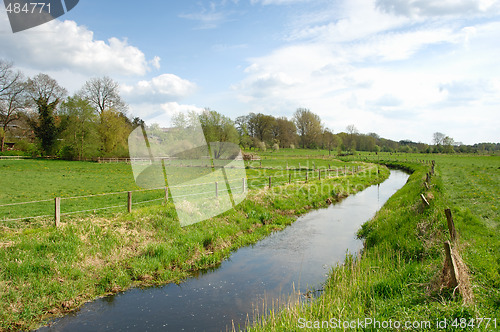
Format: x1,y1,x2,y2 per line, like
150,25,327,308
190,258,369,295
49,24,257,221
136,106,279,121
1,0,500,144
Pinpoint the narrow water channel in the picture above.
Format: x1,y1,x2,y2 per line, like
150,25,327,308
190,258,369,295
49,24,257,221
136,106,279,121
39,170,409,332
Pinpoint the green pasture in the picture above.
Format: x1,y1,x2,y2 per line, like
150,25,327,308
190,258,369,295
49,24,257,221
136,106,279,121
0,158,361,226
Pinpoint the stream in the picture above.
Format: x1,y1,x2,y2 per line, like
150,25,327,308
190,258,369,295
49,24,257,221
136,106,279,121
39,170,409,331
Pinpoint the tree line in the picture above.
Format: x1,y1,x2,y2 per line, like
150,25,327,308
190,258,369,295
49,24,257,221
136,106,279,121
0,59,142,159
1,59,498,159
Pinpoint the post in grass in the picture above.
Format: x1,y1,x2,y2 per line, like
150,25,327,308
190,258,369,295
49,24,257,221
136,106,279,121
54,197,61,227
420,194,430,207
443,241,459,288
128,191,132,213
445,209,457,242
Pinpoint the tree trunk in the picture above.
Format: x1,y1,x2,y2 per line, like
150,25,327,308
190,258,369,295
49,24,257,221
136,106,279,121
0,125,6,152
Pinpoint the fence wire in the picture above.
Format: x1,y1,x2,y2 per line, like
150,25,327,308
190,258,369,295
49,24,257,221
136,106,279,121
1,165,368,223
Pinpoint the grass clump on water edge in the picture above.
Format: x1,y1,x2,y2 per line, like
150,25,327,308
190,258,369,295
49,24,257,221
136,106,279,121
249,160,496,332
0,162,388,331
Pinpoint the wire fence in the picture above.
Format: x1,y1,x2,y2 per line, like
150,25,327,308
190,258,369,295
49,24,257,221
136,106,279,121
0,165,371,226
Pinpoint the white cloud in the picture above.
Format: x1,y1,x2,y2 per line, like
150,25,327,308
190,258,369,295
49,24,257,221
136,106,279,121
251,0,313,4
285,0,410,42
0,16,152,76
231,0,500,143
179,1,238,29
128,102,204,128
121,74,197,103
375,0,500,17
150,56,161,70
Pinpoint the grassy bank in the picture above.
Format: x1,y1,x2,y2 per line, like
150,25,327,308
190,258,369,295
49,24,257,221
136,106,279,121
0,160,387,331
250,155,499,331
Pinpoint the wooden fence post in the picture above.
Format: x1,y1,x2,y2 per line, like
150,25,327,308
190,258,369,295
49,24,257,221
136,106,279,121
269,176,272,189
242,178,246,193
55,197,60,227
305,172,308,183
289,173,291,184
444,241,459,288
215,182,218,197
164,187,169,203
420,194,430,207
445,209,457,242
319,170,321,181
128,191,132,213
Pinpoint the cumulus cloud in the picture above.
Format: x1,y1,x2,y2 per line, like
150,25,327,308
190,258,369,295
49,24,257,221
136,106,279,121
0,16,154,76
121,74,197,103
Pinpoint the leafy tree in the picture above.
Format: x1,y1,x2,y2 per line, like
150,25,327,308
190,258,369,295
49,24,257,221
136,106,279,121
59,95,99,160
198,108,239,158
99,109,131,156
443,135,455,153
273,117,297,148
293,108,322,148
26,73,67,155
322,128,342,155
248,113,275,143
234,115,253,149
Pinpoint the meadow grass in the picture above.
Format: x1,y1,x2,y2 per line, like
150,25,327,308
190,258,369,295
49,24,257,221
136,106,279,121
0,157,386,331
0,158,358,223
250,154,499,331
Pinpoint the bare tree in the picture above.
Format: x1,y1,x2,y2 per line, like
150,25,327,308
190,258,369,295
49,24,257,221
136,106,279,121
433,132,446,145
0,60,26,151
80,76,126,116
0,60,22,97
344,124,359,151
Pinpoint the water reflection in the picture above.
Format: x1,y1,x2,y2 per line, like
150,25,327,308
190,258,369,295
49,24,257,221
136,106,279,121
39,170,409,332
